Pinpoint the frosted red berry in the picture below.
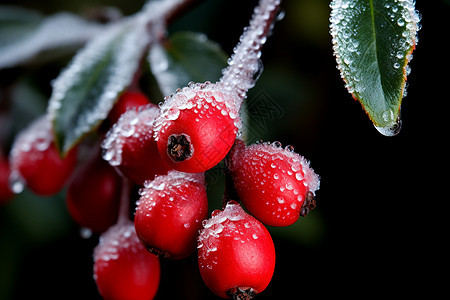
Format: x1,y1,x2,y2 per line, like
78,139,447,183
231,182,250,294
0,155,13,204
107,91,150,126
9,115,77,196
66,151,121,233
134,170,208,259
102,104,172,185
227,140,320,227
197,201,276,299
94,221,161,300
153,82,240,173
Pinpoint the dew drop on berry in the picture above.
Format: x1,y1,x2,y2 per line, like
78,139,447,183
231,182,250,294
8,171,24,194
80,227,93,239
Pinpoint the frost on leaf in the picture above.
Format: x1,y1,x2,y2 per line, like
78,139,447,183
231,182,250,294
48,17,152,154
0,8,105,69
330,0,421,136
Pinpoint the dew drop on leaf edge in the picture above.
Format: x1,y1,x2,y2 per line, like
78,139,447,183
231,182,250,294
374,116,402,137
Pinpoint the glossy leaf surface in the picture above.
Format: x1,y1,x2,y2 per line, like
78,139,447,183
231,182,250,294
330,0,420,136
148,32,228,96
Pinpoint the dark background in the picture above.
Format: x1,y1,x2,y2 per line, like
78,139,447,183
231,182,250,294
0,0,445,299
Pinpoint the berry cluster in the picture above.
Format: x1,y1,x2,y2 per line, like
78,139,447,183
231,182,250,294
1,0,320,299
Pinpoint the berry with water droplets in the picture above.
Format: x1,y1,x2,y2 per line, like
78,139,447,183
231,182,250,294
227,140,320,227
94,221,161,300
153,83,240,173
197,201,275,299
102,104,172,185
66,151,121,233
9,115,77,196
135,170,208,259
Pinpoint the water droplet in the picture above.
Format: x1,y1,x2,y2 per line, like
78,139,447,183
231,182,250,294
374,116,402,136
9,171,24,194
80,227,93,239
285,145,295,152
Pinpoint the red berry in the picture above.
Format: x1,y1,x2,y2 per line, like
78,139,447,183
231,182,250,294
107,91,150,125
153,82,240,173
0,154,13,204
102,104,172,185
9,115,77,196
227,140,320,227
94,221,161,300
134,170,208,259
66,151,121,233
197,201,275,299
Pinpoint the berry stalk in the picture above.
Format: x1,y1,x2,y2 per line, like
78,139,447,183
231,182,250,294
219,0,282,104
116,176,132,225
140,0,199,27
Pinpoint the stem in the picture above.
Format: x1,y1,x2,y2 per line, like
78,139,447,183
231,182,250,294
222,166,239,209
140,0,201,26
219,0,282,103
222,146,241,209
117,175,132,225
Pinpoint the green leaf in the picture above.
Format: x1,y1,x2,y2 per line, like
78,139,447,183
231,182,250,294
149,31,228,96
49,18,151,154
0,6,104,69
330,0,420,136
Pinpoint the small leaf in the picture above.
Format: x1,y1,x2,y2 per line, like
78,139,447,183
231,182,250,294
330,0,420,136
48,18,151,154
0,6,104,69
148,32,228,96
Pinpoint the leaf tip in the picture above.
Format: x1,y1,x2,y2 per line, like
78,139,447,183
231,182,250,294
373,110,402,137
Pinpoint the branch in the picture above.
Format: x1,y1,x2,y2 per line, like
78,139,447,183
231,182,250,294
219,0,282,103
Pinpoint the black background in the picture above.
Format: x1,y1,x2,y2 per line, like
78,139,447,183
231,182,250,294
0,0,445,299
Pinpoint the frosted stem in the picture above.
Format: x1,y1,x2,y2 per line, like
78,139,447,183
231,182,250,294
219,0,281,103
117,176,132,225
